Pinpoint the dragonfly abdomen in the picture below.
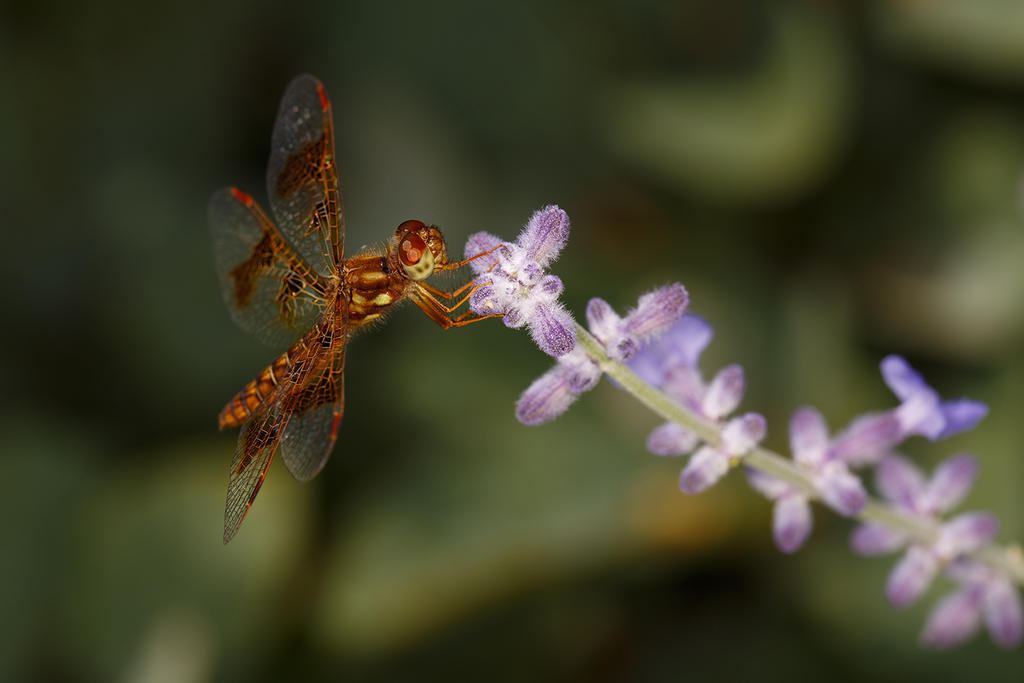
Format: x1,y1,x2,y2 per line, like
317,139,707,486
218,351,292,429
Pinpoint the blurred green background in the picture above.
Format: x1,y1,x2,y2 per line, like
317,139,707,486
3,0,1024,680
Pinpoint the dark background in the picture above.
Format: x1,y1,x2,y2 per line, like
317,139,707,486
2,0,1023,680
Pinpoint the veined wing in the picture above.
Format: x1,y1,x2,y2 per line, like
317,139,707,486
279,349,345,482
266,74,344,276
210,187,330,348
222,301,347,543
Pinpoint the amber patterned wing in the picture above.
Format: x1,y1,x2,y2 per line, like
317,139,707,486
279,352,346,482
222,301,348,543
265,74,344,276
209,187,330,348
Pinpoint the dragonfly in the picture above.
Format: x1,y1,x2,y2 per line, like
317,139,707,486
210,74,498,543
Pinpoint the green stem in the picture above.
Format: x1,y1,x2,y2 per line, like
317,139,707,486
577,324,1024,586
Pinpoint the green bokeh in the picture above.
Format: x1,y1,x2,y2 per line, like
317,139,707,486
3,0,1024,680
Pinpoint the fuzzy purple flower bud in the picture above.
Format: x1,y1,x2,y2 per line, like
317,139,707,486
679,446,730,494
464,231,505,275
921,454,977,514
540,274,563,297
521,205,570,266
934,513,999,557
817,461,868,515
773,494,813,554
984,577,1024,648
827,412,902,466
528,303,576,357
585,298,620,344
888,546,939,607
515,365,577,426
623,284,689,341
721,413,766,456
702,365,745,419
789,407,828,468
646,423,699,457
921,588,983,648
850,523,907,556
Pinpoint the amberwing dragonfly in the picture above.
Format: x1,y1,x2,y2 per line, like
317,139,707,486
210,74,498,543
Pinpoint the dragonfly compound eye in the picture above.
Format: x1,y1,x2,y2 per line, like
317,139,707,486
398,230,435,281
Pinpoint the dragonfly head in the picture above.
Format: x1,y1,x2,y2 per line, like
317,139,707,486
395,220,448,281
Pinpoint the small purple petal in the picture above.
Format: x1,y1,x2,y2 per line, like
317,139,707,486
503,305,530,329
463,231,504,275
586,298,621,343
881,355,931,401
896,391,945,441
984,578,1024,649
519,262,543,286
646,422,699,457
612,336,640,362
745,468,790,500
539,274,563,298
789,406,828,469
720,412,766,456
773,494,812,554
565,355,602,393
875,455,926,510
679,446,730,494
936,513,999,557
528,303,576,357
817,461,868,516
936,399,988,440
921,589,982,648
520,205,569,266
850,523,908,556
921,454,977,514
623,283,689,341
674,315,713,367
828,411,902,466
515,366,576,425
702,364,745,419
887,546,939,607
662,366,706,412
469,281,499,316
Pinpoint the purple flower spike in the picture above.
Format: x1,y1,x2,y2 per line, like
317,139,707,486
773,494,813,554
463,206,575,359
521,205,570,266
881,355,989,442
680,446,730,494
887,546,939,607
623,284,689,341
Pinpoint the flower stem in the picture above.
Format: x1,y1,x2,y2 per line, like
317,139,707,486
577,323,1024,586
